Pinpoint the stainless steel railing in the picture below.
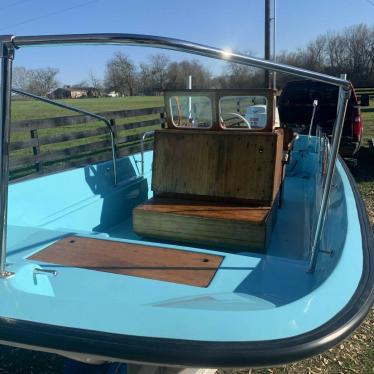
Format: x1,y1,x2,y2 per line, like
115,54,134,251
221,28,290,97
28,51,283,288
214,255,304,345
0,33,351,276
139,131,155,176
308,75,350,272
11,89,118,186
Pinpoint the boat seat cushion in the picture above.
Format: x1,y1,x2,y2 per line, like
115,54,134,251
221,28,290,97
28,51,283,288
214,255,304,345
151,129,284,206
133,198,278,252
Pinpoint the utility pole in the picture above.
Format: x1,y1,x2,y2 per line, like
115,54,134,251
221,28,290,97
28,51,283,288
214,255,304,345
264,0,271,88
272,0,277,89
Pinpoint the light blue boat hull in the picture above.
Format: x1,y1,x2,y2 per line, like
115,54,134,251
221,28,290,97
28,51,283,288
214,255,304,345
0,135,373,367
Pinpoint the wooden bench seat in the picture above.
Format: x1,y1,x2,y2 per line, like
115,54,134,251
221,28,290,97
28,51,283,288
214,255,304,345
133,198,277,252
133,117,286,252
151,129,284,206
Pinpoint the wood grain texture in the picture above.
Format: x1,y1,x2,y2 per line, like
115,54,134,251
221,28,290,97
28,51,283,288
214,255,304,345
152,129,283,205
29,236,223,287
135,198,270,223
133,198,275,251
272,128,285,200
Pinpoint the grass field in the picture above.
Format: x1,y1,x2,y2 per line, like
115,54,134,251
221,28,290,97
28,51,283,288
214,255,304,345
1,98,374,373
11,96,163,122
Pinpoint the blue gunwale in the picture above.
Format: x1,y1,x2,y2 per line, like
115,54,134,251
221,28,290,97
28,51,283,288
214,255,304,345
0,136,373,367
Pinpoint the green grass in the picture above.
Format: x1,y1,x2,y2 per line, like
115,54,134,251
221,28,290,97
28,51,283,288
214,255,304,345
11,96,163,122
361,108,374,145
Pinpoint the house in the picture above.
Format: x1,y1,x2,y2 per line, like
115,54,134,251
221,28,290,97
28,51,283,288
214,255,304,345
48,86,101,99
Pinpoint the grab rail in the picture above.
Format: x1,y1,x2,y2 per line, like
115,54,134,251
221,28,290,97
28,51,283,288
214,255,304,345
11,89,118,186
308,100,318,138
308,75,350,272
0,33,351,276
139,131,155,176
6,34,349,88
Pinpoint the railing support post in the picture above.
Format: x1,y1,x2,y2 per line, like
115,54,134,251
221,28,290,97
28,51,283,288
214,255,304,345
308,75,351,273
109,118,118,185
30,128,43,173
0,40,14,277
140,131,155,176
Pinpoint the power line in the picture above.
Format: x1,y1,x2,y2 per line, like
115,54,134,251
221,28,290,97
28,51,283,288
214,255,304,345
365,0,374,7
0,0,30,12
0,0,100,32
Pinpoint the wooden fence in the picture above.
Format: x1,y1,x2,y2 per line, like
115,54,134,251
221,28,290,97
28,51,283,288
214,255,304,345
356,87,374,99
10,106,165,181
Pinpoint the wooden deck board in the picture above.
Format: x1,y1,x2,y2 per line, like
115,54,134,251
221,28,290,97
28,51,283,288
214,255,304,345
133,198,276,252
28,236,223,287
136,198,270,223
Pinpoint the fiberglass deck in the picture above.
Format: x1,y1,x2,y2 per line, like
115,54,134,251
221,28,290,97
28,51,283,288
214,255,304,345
0,151,362,344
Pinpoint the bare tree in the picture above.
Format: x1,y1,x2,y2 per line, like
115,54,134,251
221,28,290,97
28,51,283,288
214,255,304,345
271,24,374,87
224,63,259,88
23,67,59,96
139,54,170,95
343,24,373,85
12,66,31,91
89,71,102,90
165,60,211,89
105,52,137,96
215,51,261,89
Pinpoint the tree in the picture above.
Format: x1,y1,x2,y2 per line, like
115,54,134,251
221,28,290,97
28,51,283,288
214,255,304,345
104,52,137,96
214,51,262,89
273,24,374,87
165,60,211,89
12,66,59,95
89,71,102,91
12,66,30,91
342,24,374,85
139,53,170,95
26,67,59,96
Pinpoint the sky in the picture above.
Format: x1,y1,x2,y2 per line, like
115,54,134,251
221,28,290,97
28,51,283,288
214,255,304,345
1,0,373,85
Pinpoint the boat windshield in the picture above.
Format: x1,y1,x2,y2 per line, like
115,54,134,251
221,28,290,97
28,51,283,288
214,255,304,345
169,95,212,128
220,95,268,129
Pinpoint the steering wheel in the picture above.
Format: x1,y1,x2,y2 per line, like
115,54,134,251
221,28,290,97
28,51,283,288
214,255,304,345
221,112,252,129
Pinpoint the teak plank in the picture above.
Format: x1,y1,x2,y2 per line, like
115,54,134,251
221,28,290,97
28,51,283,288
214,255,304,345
133,197,277,252
152,130,283,205
28,236,223,287
136,198,270,224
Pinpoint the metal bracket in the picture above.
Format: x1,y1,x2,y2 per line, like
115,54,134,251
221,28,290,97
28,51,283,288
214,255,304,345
34,268,58,276
0,39,15,60
0,270,15,278
319,249,335,257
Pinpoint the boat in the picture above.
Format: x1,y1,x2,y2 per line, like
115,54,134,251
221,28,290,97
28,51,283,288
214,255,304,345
0,33,373,369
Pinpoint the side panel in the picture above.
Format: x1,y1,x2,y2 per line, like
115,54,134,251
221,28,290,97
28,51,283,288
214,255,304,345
152,130,282,205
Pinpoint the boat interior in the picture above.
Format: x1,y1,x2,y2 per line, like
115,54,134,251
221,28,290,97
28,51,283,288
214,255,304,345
3,88,362,343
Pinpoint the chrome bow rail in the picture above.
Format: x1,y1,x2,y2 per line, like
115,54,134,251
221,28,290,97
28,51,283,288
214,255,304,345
0,33,351,276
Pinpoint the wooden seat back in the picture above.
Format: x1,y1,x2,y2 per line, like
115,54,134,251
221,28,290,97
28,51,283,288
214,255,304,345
151,128,284,206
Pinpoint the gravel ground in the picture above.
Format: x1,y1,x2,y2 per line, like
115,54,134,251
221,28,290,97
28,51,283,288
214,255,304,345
1,147,373,373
